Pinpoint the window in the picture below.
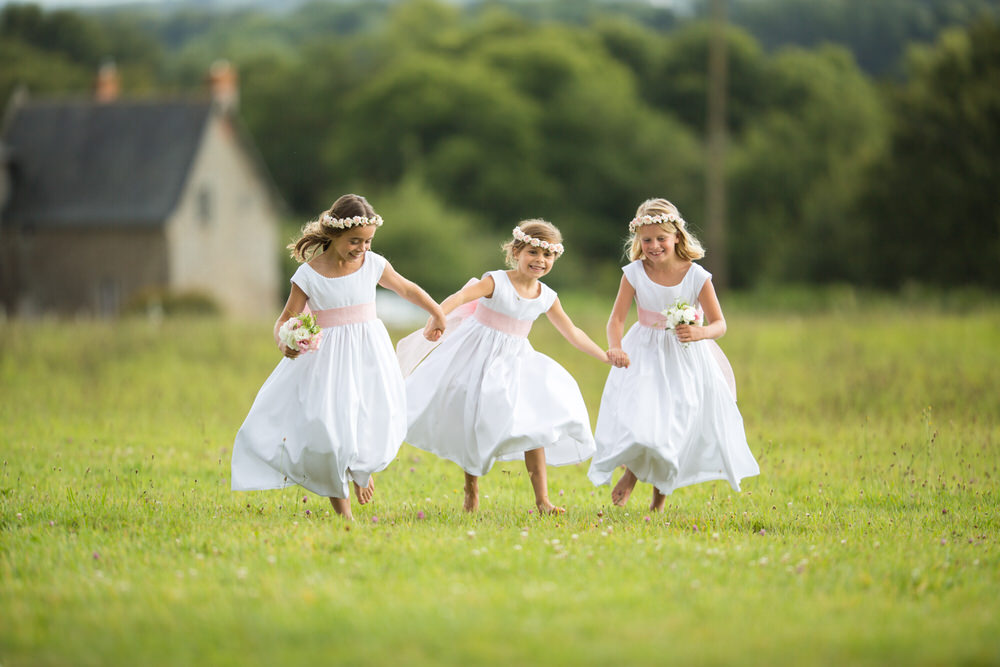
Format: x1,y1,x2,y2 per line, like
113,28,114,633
197,186,213,227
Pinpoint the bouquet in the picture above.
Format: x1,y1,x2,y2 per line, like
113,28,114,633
278,312,323,355
661,299,703,348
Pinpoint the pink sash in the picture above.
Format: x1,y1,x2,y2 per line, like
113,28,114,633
312,303,376,328
637,305,667,329
473,303,533,337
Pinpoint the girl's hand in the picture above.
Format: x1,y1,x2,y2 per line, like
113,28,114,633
608,348,630,368
674,324,702,344
423,313,446,342
280,343,300,359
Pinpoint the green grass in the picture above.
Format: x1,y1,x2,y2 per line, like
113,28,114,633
2,298,999,666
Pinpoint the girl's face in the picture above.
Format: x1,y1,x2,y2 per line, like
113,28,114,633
514,245,557,279
330,225,376,263
638,224,677,264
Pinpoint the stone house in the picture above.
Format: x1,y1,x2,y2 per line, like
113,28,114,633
0,62,283,319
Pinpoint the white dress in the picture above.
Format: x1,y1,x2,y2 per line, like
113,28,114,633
402,270,596,476
231,252,406,498
588,260,759,495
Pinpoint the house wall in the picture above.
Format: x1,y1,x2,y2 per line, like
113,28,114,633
7,227,167,317
166,111,280,320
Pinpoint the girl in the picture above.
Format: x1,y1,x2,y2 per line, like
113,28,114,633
232,194,446,520
588,198,759,512
399,220,622,514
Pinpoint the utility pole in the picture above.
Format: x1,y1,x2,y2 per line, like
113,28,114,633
706,0,728,288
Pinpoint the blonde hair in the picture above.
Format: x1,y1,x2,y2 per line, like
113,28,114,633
502,219,563,268
289,194,378,262
626,198,705,261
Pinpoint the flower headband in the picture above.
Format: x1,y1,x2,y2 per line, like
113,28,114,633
628,213,685,234
321,214,384,230
512,227,564,255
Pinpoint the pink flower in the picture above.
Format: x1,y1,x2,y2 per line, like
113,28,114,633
302,496,308,503
417,511,425,520
371,516,379,523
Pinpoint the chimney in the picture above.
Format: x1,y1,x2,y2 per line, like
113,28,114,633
207,60,239,114
95,60,120,103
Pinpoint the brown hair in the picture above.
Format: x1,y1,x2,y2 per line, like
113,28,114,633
288,194,378,262
501,219,564,269
625,198,705,261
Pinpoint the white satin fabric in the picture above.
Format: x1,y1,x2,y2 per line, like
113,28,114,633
231,252,405,498
588,260,759,495
403,271,596,476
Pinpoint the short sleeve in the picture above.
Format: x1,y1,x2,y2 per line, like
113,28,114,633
540,283,558,311
366,251,387,279
621,260,642,289
690,263,712,295
290,264,311,298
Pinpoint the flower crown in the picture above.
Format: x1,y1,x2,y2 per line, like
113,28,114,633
628,213,685,234
320,214,384,230
512,227,564,255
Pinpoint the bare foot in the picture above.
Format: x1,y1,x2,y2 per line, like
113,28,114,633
329,496,353,520
612,468,638,506
353,477,375,505
536,499,567,515
464,474,479,512
649,487,667,513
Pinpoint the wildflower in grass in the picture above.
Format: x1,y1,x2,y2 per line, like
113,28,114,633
302,496,308,503
467,530,476,538
305,509,311,516
93,551,99,560
372,516,379,523
644,516,651,522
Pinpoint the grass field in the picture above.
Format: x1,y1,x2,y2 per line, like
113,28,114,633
2,296,999,666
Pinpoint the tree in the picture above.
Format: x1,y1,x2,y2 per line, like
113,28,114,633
867,18,1000,287
728,45,888,286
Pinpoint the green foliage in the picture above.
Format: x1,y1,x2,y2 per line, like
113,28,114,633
1,304,999,665
367,175,498,300
121,287,221,317
867,17,1000,288
2,0,999,291
728,45,888,286
723,0,1000,75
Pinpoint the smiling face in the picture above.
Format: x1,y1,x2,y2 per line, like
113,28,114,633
638,224,678,264
330,224,376,263
513,245,557,279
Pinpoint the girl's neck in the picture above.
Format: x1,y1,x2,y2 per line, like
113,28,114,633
642,255,690,281
506,270,541,299
311,249,364,278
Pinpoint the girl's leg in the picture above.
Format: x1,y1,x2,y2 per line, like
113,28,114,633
464,472,480,512
611,467,638,506
329,496,353,520
650,486,667,513
353,477,375,505
524,448,565,514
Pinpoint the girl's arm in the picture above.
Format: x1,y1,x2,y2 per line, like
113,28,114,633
378,261,448,341
675,279,727,343
274,283,309,358
545,298,611,365
606,276,635,367
438,276,495,316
